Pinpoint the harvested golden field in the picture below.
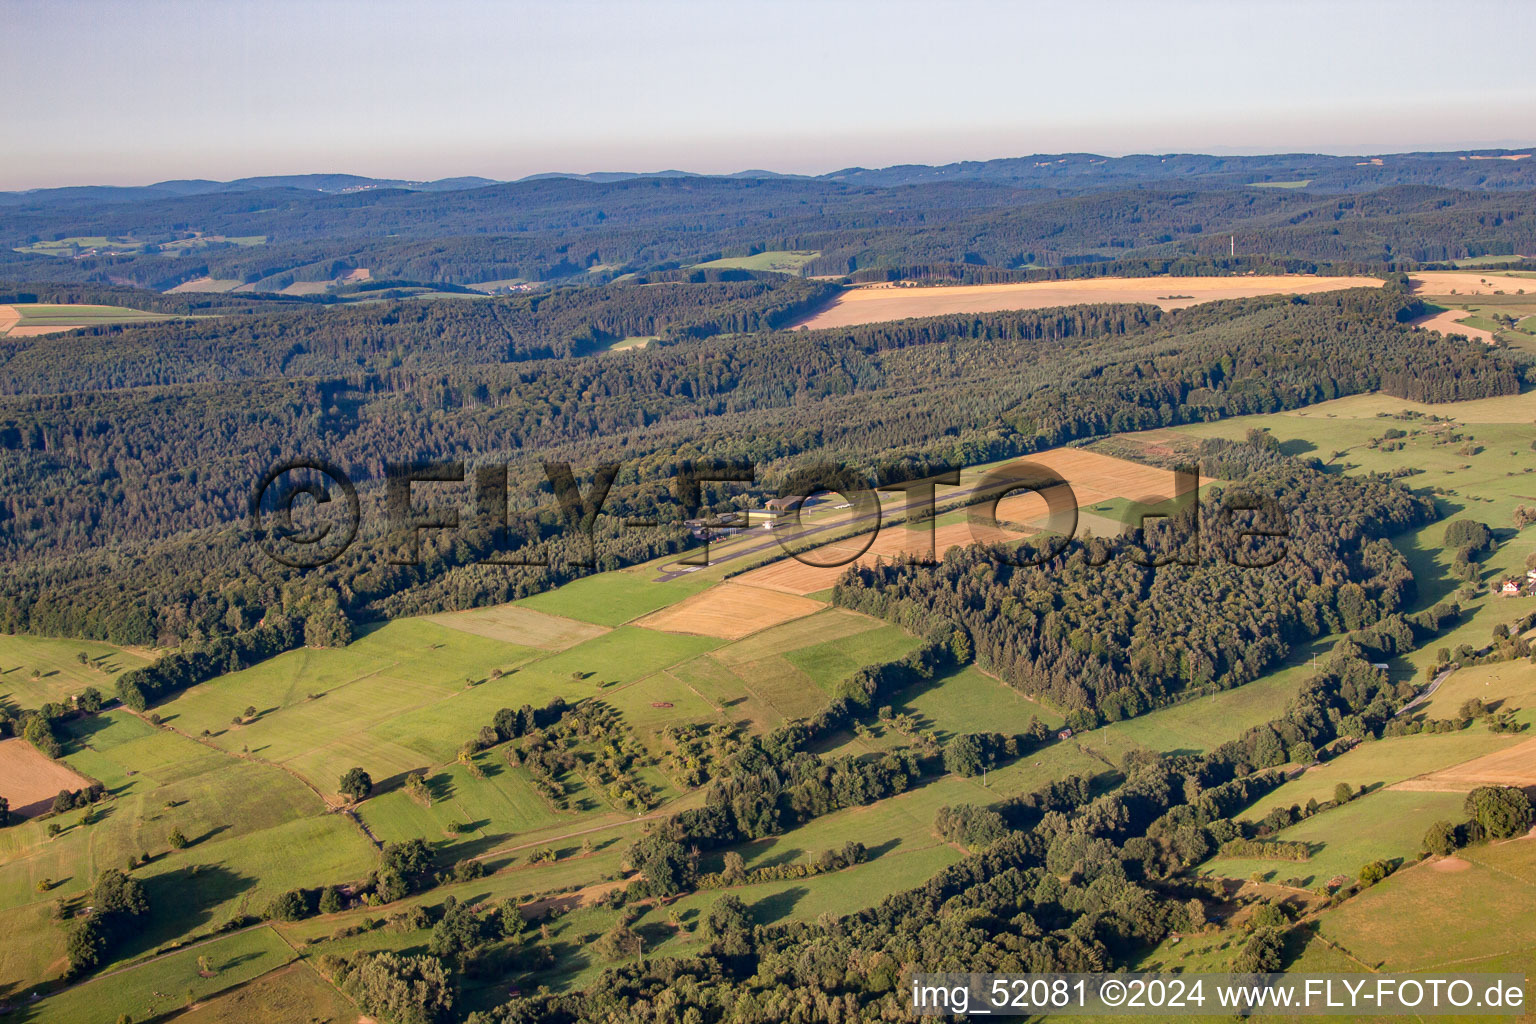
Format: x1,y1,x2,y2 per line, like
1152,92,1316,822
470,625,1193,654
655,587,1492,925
1408,271,1536,297
0,306,19,335
0,738,92,818
791,275,1384,329
1409,307,1495,344
1004,447,1190,503
424,604,608,650
633,582,825,639
166,276,243,293
1392,735,1536,792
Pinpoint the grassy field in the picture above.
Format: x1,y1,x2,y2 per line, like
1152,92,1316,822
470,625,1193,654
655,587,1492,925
1165,388,1536,679
1414,282,1536,349
171,621,716,796
1449,254,1536,267
1250,179,1313,189
169,961,357,1024
683,609,918,726
1317,836,1536,971
13,234,265,259
0,576,903,1008
0,303,175,336
1099,635,1338,755
606,335,655,351
0,709,377,993
893,664,1065,742
690,250,820,273
17,381,1536,1014
1419,660,1536,726
0,634,153,710
359,753,609,849
1234,728,1524,820
515,570,714,626
1200,789,1468,887
22,925,297,1024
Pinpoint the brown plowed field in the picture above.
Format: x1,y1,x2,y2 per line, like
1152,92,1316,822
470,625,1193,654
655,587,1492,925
0,738,92,818
633,582,825,639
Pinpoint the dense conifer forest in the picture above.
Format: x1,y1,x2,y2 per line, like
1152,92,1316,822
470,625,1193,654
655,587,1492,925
0,280,1523,648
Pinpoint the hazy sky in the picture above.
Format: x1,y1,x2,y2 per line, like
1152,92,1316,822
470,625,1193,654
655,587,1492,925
6,0,1536,189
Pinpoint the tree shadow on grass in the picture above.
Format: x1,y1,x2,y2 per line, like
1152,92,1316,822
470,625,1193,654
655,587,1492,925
372,767,433,795
438,831,516,863
219,950,266,972
118,864,256,962
62,712,118,748
749,886,809,926
188,823,231,847
426,773,457,803
1278,439,1317,457
634,919,673,951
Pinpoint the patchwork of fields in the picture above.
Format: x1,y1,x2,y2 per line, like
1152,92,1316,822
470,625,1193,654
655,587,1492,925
0,302,175,337
6,379,1536,1018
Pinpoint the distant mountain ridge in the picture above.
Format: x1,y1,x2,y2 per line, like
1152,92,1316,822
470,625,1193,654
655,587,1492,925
6,147,1531,204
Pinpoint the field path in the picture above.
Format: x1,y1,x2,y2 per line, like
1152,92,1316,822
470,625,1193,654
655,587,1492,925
0,305,18,337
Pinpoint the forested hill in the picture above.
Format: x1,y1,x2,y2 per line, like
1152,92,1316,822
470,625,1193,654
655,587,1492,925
3,160,1535,291
0,277,839,393
0,286,1524,648
822,148,1536,190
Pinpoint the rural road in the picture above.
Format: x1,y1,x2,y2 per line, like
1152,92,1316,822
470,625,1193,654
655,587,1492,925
1397,664,1457,717
651,469,1065,582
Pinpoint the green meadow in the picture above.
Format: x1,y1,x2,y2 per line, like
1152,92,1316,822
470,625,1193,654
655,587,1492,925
1314,836,1536,972
1200,789,1468,887
1099,635,1339,754
1166,389,1536,679
171,961,358,1024
1235,728,1521,821
515,570,713,626
155,618,719,797
13,383,1536,1017
0,634,152,710
23,926,297,1024
689,250,820,274
0,711,375,994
